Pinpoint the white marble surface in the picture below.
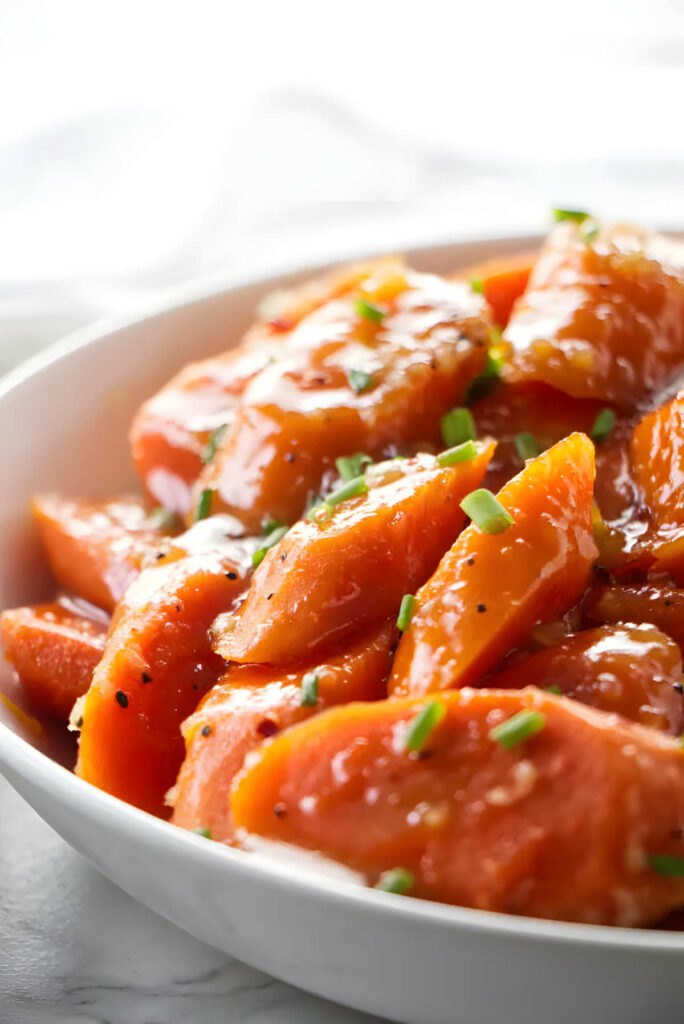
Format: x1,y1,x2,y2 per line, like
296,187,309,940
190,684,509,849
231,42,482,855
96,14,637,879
0,778,388,1024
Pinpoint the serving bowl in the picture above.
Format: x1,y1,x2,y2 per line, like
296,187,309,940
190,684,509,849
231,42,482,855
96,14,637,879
1,235,683,1024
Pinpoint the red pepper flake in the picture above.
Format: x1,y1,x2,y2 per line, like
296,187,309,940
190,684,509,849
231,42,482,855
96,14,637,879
257,718,279,738
141,672,152,684
201,724,212,737
115,690,129,709
273,802,287,818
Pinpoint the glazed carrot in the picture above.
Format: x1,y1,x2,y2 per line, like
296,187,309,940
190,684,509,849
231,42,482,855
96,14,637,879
76,542,249,817
459,250,537,328
504,221,684,409
389,434,597,696
32,495,176,612
215,445,494,665
130,259,409,516
488,624,684,735
0,602,107,720
231,688,684,925
192,267,490,530
631,390,684,580
584,583,684,653
171,620,395,841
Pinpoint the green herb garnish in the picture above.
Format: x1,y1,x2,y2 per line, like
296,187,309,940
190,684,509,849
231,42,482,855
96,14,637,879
546,684,562,696
490,709,546,750
300,671,319,707
465,350,504,405
552,208,590,223
354,298,386,324
403,701,446,752
396,594,416,632
193,826,212,839
194,489,213,522
347,368,375,394
648,854,684,877
470,277,484,294
514,432,540,462
336,452,373,482
460,488,514,534
436,440,478,468
147,506,179,531
440,407,476,448
201,423,228,464
590,408,615,443
252,523,289,568
375,868,414,894
325,475,368,508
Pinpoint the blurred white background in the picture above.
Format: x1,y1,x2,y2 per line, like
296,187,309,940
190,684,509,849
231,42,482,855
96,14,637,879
2,0,684,371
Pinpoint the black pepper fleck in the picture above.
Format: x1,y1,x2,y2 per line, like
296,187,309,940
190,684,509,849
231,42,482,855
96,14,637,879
273,802,287,818
477,603,487,613
267,592,274,601
280,552,287,562
285,452,296,463
141,672,152,684
201,724,212,737
665,599,674,607
115,690,128,709
175,604,181,613
225,571,237,580
155,551,165,560
466,557,475,566
674,682,684,695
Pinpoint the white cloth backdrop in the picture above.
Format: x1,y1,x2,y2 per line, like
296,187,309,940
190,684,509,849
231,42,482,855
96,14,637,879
1,0,684,372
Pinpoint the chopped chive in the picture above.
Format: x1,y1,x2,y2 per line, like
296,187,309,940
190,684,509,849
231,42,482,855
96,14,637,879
354,298,386,324
440,407,476,448
552,208,590,223
262,518,286,536
590,408,615,443
470,277,484,294
201,423,228,464
648,854,684,877
347,367,375,394
397,593,415,632
375,868,414,894
436,440,477,468
580,221,600,245
465,350,504,405
147,506,178,531
336,452,373,482
546,684,562,695
403,700,446,752
300,671,319,707
325,475,368,508
194,488,213,522
460,488,514,534
252,523,289,568
514,432,540,462
192,826,212,839
490,709,546,750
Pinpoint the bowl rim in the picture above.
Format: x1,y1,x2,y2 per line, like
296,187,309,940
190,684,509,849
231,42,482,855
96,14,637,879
2,230,684,955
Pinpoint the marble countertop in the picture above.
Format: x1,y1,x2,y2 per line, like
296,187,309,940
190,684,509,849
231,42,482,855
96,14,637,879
0,778,387,1023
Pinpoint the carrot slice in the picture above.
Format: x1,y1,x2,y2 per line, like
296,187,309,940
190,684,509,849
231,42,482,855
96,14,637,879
389,433,597,696
504,222,684,409
231,688,684,925
192,267,490,530
488,624,684,735
584,583,684,652
214,445,494,666
76,541,249,817
32,495,175,612
171,620,394,841
458,250,537,328
1,602,107,720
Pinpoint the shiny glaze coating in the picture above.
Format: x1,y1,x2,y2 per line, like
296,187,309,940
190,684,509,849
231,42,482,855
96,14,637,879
489,624,684,734
32,495,175,612
584,583,684,653
215,446,494,666
505,222,684,409
0,601,107,720
193,267,490,530
76,530,250,817
390,434,597,696
231,687,684,926
171,621,395,841
456,249,536,328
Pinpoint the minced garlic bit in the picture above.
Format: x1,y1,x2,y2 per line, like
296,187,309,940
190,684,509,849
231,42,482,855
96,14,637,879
485,759,538,807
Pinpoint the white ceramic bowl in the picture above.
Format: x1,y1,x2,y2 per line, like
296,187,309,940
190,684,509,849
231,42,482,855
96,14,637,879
2,237,683,1024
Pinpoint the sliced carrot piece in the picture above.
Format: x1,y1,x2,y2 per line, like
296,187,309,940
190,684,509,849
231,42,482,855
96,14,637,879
76,542,249,817
32,495,175,612
192,268,490,531
215,445,494,666
389,433,597,696
584,583,684,653
1,601,107,720
458,249,537,328
504,222,684,409
488,624,684,735
231,688,684,925
171,620,394,841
